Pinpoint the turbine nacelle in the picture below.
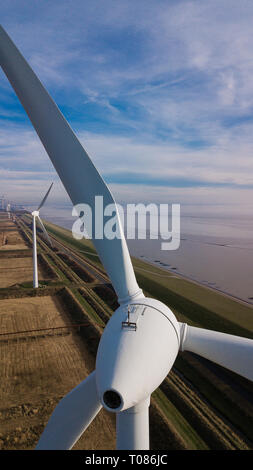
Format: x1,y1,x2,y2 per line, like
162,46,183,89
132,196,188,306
31,210,40,217
96,298,180,412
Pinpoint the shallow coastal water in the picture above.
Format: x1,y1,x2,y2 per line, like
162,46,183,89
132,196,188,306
28,204,253,304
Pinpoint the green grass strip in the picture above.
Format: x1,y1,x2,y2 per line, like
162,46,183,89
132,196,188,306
153,388,209,450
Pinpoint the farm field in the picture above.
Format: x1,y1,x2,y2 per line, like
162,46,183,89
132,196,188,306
0,293,115,450
0,229,28,250
0,218,16,227
0,216,28,250
0,257,47,288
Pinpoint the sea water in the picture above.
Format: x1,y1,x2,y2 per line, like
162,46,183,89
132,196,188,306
27,203,253,305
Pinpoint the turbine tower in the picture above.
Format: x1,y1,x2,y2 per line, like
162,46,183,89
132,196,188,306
6,202,11,218
31,183,53,288
0,195,5,210
0,25,252,450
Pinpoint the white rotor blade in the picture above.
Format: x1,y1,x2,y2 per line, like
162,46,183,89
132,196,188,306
0,25,143,304
37,215,53,247
36,371,102,450
180,323,253,382
37,182,53,211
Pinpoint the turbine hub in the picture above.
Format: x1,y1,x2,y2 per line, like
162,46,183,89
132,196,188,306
96,297,180,412
103,390,123,410
32,210,39,217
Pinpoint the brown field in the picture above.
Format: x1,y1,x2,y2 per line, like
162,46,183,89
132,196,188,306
0,219,15,225
0,294,116,450
0,223,16,233
0,229,28,251
0,257,48,287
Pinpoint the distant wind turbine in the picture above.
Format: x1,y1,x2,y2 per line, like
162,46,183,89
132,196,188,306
6,202,11,218
31,183,53,288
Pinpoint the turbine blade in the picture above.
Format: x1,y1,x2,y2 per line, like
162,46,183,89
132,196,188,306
37,182,53,211
180,323,253,382
36,371,102,450
0,25,143,304
37,215,53,247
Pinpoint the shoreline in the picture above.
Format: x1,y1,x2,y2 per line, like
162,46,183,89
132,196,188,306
135,256,253,309
41,215,253,310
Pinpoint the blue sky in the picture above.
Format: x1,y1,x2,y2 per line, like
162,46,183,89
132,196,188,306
1,0,253,215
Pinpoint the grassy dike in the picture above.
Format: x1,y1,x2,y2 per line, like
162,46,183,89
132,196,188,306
20,215,253,449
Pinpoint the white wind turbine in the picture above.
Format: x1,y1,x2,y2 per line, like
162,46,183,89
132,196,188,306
30,183,53,288
0,25,252,450
6,202,11,219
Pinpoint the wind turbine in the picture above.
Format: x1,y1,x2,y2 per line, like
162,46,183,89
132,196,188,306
6,202,11,219
0,25,252,450
30,183,54,288
0,194,5,210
